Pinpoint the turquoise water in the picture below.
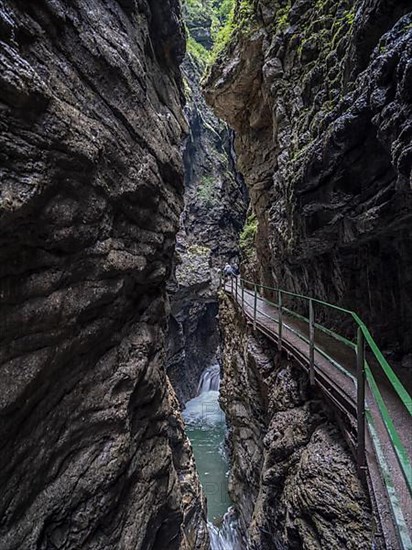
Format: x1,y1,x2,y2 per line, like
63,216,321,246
183,365,243,549
183,389,232,524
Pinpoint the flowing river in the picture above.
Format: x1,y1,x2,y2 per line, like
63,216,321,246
183,364,243,550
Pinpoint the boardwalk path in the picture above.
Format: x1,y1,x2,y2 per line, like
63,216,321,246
224,280,412,549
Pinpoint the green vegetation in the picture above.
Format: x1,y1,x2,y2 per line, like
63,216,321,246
197,175,217,206
211,0,255,61
185,0,211,19
211,0,234,29
345,9,355,26
183,75,192,97
187,244,210,256
239,212,258,255
278,11,289,29
275,0,292,32
184,0,234,65
211,12,235,61
187,34,212,64
184,0,256,67
345,11,355,25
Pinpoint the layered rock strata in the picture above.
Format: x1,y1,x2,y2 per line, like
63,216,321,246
0,0,208,548
219,293,373,549
205,0,412,358
167,243,219,404
167,3,247,404
181,48,247,266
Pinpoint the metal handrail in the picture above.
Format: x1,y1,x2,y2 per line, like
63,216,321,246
240,277,410,413
220,275,412,501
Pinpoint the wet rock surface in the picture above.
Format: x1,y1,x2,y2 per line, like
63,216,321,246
166,4,248,405
181,52,248,267
0,1,209,548
205,0,412,358
167,243,220,405
218,294,373,549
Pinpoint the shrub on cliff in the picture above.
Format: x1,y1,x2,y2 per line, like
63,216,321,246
197,175,218,206
239,212,257,256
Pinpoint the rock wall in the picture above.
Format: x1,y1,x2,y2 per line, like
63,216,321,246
167,2,248,405
181,48,247,267
205,0,412,360
167,243,219,404
0,1,208,548
219,293,373,549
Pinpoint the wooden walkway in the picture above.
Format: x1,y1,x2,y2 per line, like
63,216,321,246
224,281,412,550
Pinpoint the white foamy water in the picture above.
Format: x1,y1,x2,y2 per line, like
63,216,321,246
197,363,221,393
208,508,243,550
183,389,224,427
183,365,244,550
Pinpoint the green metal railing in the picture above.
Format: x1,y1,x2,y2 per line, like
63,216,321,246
221,274,412,547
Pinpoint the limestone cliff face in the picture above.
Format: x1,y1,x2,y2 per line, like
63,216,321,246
205,0,412,359
181,51,247,267
167,243,220,404
0,1,208,548
219,293,373,549
167,4,248,404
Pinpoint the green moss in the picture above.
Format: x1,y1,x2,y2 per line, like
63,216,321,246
278,11,289,29
197,175,218,206
274,0,292,32
344,7,355,26
239,212,258,255
187,244,210,256
183,75,192,97
209,0,256,62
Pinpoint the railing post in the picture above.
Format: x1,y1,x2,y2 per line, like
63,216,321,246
231,275,233,295
309,299,315,385
235,276,238,302
356,327,366,476
253,284,257,329
278,290,283,352
241,279,244,311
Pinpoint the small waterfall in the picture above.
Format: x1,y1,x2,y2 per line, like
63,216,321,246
197,364,220,393
183,363,243,550
208,508,243,550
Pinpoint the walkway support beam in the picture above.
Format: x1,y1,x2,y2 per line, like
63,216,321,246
309,299,315,385
253,284,257,330
278,290,283,352
357,327,366,476
241,279,245,311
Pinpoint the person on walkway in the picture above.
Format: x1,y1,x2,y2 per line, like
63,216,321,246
223,263,240,279
232,264,240,276
223,263,233,278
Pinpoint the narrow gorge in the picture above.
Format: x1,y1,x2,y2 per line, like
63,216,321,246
0,1,411,550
